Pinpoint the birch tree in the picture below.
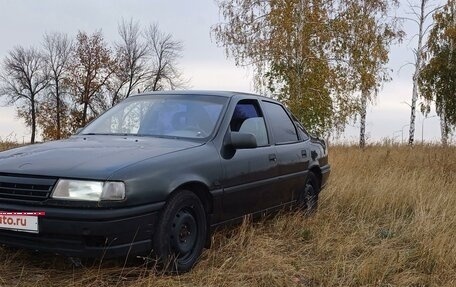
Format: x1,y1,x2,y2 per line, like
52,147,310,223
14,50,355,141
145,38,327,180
419,0,456,145
335,0,402,148
213,0,400,136
404,0,441,145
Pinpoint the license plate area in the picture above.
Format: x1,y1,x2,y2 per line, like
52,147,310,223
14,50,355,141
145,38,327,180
0,213,40,233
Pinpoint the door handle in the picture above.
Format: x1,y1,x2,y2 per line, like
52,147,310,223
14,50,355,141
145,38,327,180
268,154,277,162
301,150,307,158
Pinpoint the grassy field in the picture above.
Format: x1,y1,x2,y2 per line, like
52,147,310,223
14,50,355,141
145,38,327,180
0,143,455,286
0,141,19,151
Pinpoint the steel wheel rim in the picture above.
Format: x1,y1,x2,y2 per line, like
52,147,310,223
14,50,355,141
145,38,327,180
304,183,315,210
170,207,198,262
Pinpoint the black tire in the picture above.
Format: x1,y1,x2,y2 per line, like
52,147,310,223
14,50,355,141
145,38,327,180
297,172,320,214
153,190,207,273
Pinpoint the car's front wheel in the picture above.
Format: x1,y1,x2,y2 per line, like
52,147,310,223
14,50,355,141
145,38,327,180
298,172,320,214
152,190,207,273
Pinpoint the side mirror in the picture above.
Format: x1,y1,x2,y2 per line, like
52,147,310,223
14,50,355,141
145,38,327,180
231,132,257,149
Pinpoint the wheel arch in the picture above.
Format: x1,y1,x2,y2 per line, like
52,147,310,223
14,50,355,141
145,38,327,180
170,181,214,215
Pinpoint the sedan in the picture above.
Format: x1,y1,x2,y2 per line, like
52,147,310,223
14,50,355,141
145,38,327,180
0,91,330,272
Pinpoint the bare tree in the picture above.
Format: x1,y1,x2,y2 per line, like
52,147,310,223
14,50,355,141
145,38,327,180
143,23,186,91
109,19,148,106
0,46,49,143
41,32,73,139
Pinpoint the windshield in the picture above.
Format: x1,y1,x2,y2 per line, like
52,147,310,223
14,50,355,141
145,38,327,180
81,95,227,139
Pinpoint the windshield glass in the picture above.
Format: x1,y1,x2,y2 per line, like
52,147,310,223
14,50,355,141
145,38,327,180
81,95,227,139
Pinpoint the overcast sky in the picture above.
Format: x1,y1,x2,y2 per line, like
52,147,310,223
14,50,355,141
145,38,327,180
0,0,448,143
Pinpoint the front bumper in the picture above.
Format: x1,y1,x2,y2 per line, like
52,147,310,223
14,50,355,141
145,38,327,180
0,202,164,259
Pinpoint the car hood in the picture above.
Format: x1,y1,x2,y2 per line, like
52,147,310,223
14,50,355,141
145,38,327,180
0,136,202,180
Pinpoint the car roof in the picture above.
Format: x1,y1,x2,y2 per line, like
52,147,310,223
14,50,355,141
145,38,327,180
130,90,276,101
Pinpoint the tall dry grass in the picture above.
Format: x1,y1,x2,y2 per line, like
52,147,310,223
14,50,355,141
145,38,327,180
0,141,19,151
0,144,455,286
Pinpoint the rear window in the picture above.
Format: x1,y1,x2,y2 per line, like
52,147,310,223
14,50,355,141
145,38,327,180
262,101,298,144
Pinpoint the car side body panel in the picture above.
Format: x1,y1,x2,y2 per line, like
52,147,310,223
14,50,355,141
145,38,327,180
219,144,280,220
108,142,223,209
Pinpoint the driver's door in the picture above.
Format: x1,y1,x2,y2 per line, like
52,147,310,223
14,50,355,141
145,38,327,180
220,99,279,221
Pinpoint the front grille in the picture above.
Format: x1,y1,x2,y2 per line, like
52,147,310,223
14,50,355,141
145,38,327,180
0,175,56,201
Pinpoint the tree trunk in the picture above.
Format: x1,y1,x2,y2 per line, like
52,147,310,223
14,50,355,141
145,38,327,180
126,73,134,98
152,56,163,91
359,89,368,148
55,81,61,139
82,101,88,126
30,97,36,144
408,0,426,146
152,73,161,91
408,71,419,145
440,108,449,146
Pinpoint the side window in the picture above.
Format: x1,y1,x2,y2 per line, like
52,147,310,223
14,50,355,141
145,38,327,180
262,101,298,144
296,123,310,141
290,114,310,141
230,100,269,146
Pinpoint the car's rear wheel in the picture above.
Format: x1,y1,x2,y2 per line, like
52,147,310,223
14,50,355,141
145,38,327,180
152,190,207,273
298,172,320,214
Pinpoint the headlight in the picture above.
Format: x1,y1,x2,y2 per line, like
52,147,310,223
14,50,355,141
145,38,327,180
52,179,126,201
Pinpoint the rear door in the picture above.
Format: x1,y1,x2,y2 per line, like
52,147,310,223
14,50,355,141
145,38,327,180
261,100,309,203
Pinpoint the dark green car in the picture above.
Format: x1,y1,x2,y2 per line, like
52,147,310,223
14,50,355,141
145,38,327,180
0,91,330,272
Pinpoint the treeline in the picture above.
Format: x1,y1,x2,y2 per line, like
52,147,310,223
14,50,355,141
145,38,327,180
0,19,185,143
213,0,456,146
